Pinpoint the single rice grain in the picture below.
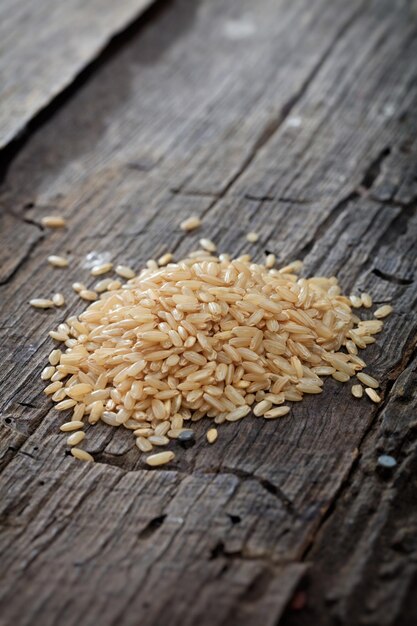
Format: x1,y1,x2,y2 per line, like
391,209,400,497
365,387,381,403
357,372,379,388
60,420,84,432
30,298,54,309
180,216,201,231
67,431,85,446
48,255,69,268
206,428,218,443
91,263,113,276
265,253,276,268
71,448,94,462
115,265,135,279
52,293,65,307
146,451,175,466
41,216,66,228
374,305,393,319
264,406,290,419
351,384,363,398
199,238,217,252
361,293,373,308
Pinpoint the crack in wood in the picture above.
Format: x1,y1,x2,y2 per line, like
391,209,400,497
202,466,296,516
293,331,417,569
360,146,392,191
372,267,414,286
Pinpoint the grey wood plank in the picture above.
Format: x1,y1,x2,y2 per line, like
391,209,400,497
0,0,156,150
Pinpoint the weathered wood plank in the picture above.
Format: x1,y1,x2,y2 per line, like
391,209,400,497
281,353,417,626
0,0,157,150
0,0,416,624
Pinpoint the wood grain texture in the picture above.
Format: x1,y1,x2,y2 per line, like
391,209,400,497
0,0,156,150
0,0,416,624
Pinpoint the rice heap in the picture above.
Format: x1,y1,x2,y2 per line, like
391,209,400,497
42,250,389,464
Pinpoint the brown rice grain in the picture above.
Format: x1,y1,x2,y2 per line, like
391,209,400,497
41,216,66,228
226,405,251,421
263,406,290,419
48,255,69,268
374,305,393,319
253,400,273,416
206,428,218,443
44,381,63,395
79,289,97,301
246,232,259,243
67,431,85,446
30,298,55,309
60,420,84,432
351,384,363,398
95,278,113,292
199,238,217,252
357,372,379,388
365,387,381,403
71,448,94,462
41,366,55,380
332,371,351,383
55,399,77,411
361,293,373,308
146,451,175,466
180,216,201,231
115,265,135,279
349,295,362,308
91,263,113,276
265,253,276,268
158,253,173,266
49,349,61,365
136,437,153,452
52,293,65,307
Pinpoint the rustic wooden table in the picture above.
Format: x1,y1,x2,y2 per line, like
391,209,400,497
1,0,416,624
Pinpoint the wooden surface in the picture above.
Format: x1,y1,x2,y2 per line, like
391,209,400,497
0,0,416,624
0,0,156,150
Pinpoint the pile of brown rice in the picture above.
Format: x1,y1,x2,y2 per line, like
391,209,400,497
41,250,392,465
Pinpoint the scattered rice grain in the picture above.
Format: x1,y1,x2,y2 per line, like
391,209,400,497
41,216,66,228
67,431,85,446
48,255,69,268
357,372,379,388
351,384,363,398
52,293,65,307
180,216,201,231
30,298,54,309
365,387,381,403
263,406,290,419
199,238,217,252
60,421,84,432
374,305,393,319
146,451,175,466
361,292,373,308
91,263,113,276
71,448,94,462
207,428,218,443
